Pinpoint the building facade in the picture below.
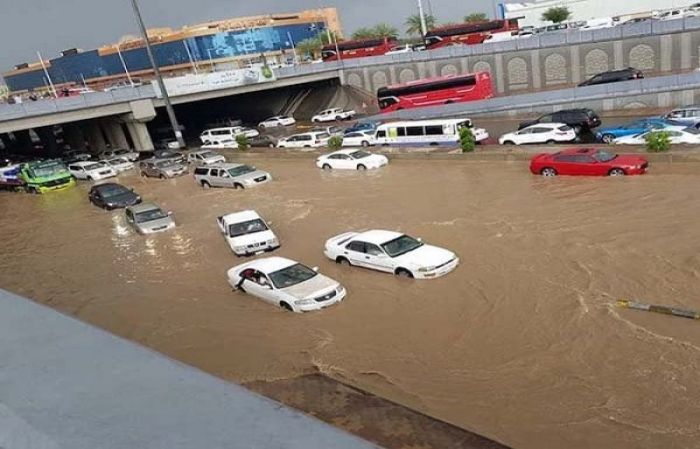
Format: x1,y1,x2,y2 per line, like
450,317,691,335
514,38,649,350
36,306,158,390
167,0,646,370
3,8,341,94
500,0,698,27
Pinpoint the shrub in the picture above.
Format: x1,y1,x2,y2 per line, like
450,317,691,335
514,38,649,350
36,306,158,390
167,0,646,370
328,135,343,150
645,131,671,153
459,127,476,153
235,134,250,151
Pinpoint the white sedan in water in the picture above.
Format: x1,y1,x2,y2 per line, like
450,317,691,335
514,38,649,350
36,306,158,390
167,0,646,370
316,149,388,171
227,257,346,313
614,128,700,145
324,229,459,279
499,123,577,145
342,130,376,147
258,116,296,128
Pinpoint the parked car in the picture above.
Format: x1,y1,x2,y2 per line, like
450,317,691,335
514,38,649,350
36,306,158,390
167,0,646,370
663,106,700,126
316,150,388,170
227,257,346,313
88,182,141,210
519,109,602,132
139,158,188,179
193,163,271,189
199,127,259,145
258,116,296,128
324,229,459,279
529,148,649,177
277,132,331,149
498,123,577,145
64,150,92,161
154,139,181,151
595,118,683,143
68,161,117,181
578,68,644,87
342,130,376,147
344,121,379,135
385,44,414,55
248,135,278,148
98,148,139,162
311,126,344,136
311,108,357,123
201,139,239,150
104,156,135,173
614,128,700,145
217,210,279,256
187,149,226,166
152,149,186,164
125,202,176,235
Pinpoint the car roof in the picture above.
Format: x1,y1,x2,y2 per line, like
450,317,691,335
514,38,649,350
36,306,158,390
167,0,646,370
92,182,124,191
71,161,102,167
558,148,599,155
204,163,245,169
247,256,297,273
221,210,262,223
191,149,218,155
525,122,568,129
128,202,161,213
353,229,404,245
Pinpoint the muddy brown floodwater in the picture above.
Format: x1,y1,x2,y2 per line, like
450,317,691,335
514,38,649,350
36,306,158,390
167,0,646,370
2,158,700,449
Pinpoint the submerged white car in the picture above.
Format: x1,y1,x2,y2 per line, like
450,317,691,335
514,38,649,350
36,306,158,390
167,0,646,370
227,257,346,313
67,161,117,181
311,108,356,123
105,157,135,173
201,139,239,150
499,123,577,145
187,149,226,166
258,116,296,128
316,149,388,170
614,128,700,145
217,210,280,256
324,229,459,279
342,130,376,147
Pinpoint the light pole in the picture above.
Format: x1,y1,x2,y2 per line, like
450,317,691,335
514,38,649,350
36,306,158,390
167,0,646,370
128,0,185,149
207,48,215,70
417,0,428,38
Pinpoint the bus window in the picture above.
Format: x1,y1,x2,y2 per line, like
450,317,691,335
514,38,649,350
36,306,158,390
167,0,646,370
406,126,424,136
425,125,443,135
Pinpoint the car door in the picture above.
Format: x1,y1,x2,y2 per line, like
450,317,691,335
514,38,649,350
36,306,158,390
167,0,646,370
70,165,85,179
552,154,577,175
90,189,103,207
285,136,300,148
515,128,534,144
337,154,355,169
239,269,279,306
529,127,551,143
344,241,370,267
572,154,600,175
217,169,235,188
362,243,395,273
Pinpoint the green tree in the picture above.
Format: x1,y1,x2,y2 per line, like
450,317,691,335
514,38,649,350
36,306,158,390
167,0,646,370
405,14,437,36
459,127,476,153
352,24,399,40
295,31,339,59
328,136,343,150
351,27,377,40
235,134,250,151
542,6,571,23
464,12,488,23
645,131,671,153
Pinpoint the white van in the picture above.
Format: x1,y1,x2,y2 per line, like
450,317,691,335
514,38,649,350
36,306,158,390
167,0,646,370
200,127,260,145
276,131,331,149
373,118,489,147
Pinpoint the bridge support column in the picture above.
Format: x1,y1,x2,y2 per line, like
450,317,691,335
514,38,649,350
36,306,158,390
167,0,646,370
0,134,11,151
12,130,33,152
35,127,59,155
102,119,129,150
85,121,107,153
126,121,154,152
63,124,87,152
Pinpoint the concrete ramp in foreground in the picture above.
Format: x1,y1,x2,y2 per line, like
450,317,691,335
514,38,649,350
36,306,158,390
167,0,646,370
0,288,379,449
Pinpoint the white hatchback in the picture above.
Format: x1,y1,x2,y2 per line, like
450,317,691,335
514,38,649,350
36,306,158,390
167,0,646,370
499,123,577,145
217,210,280,256
105,157,135,173
227,257,346,313
324,229,459,279
316,149,388,170
259,116,296,128
277,132,331,149
342,130,376,147
67,161,117,181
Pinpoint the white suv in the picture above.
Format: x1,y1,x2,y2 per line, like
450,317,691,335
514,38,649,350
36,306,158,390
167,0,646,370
277,131,331,149
68,161,117,181
200,127,259,145
217,210,280,256
311,108,356,123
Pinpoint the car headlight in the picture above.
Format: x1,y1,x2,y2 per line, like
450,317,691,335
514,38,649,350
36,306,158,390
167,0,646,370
268,238,278,246
233,246,247,253
418,266,436,273
295,298,314,306
336,286,345,294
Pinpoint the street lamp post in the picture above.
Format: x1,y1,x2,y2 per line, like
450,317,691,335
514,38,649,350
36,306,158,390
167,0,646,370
128,0,185,149
417,0,428,38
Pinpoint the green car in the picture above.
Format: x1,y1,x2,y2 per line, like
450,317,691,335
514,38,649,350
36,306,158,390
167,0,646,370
21,159,76,194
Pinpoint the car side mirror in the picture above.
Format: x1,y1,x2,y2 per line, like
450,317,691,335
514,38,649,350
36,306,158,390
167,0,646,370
312,266,319,272
167,211,173,216
417,238,423,242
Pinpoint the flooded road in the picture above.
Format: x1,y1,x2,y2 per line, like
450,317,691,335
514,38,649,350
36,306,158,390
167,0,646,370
1,158,700,449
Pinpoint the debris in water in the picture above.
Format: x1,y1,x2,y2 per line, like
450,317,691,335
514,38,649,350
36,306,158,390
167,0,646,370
617,299,700,320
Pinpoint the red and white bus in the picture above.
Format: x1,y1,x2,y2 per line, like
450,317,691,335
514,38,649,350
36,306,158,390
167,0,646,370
377,72,493,113
425,19,520,49
321,37,397,62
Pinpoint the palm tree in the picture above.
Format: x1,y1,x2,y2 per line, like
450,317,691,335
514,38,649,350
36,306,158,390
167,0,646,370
405,14,437,36
372,23,399,39
464,13,488,23
296,35,323,59
352,27,377,40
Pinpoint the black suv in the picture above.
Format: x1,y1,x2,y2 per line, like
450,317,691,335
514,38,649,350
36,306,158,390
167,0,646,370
518,109,602,132
578,68,644,87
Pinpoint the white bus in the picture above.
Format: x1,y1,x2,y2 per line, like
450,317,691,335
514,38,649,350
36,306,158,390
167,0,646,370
373,118,489,147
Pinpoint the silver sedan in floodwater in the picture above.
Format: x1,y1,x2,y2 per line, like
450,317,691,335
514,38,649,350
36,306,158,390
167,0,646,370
193,163,272,189
125,202,176,234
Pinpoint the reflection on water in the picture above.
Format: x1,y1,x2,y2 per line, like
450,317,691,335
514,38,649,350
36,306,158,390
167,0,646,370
2,159,700,449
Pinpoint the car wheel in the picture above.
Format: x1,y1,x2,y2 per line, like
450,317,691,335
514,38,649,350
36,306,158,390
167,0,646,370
335,116,342,121
336,257,351,266
234,183,244,190
201,181,211,189
322,163,332,170
503,140,515,146
396,268,414,279
280,302,293,312
268,143,275,148
541,167,558,177
159,174,166,180
357,164,367,171
86,176,93,181
609,168,626,176
602,134,615,144
140,172,146,177
361,140,370,147
546,140,556,145
573,125,582,134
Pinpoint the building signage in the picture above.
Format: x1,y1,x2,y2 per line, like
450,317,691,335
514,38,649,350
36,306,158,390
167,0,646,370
152,67,276,98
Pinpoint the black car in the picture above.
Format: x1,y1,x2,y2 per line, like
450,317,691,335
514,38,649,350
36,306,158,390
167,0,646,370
88,183,142,210
578,68,644,87
518,108,602,132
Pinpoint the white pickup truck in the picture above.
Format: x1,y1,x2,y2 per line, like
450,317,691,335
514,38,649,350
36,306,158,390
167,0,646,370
217,210,280,257
311,108,357,123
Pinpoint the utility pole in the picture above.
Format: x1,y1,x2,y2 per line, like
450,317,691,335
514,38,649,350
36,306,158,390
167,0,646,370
129,0,185,149
417,0,428,38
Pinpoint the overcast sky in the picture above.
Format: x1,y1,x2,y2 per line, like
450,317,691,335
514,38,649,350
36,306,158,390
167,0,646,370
0,0,499,76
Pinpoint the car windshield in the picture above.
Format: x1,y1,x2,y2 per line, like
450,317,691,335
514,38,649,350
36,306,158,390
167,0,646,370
199,151,218,159
108,158,128,165
31,162,65,177
85,163,105,171
135,208,167,223
593,151,617,162
229,219,268,237
269,263,318,289
228,165,256,177
99,184,130,198
157,151,177,158
381,234,424,258
350,151,371,159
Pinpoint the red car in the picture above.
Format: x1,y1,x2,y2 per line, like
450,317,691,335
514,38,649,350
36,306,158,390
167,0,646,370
530,148,649,177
